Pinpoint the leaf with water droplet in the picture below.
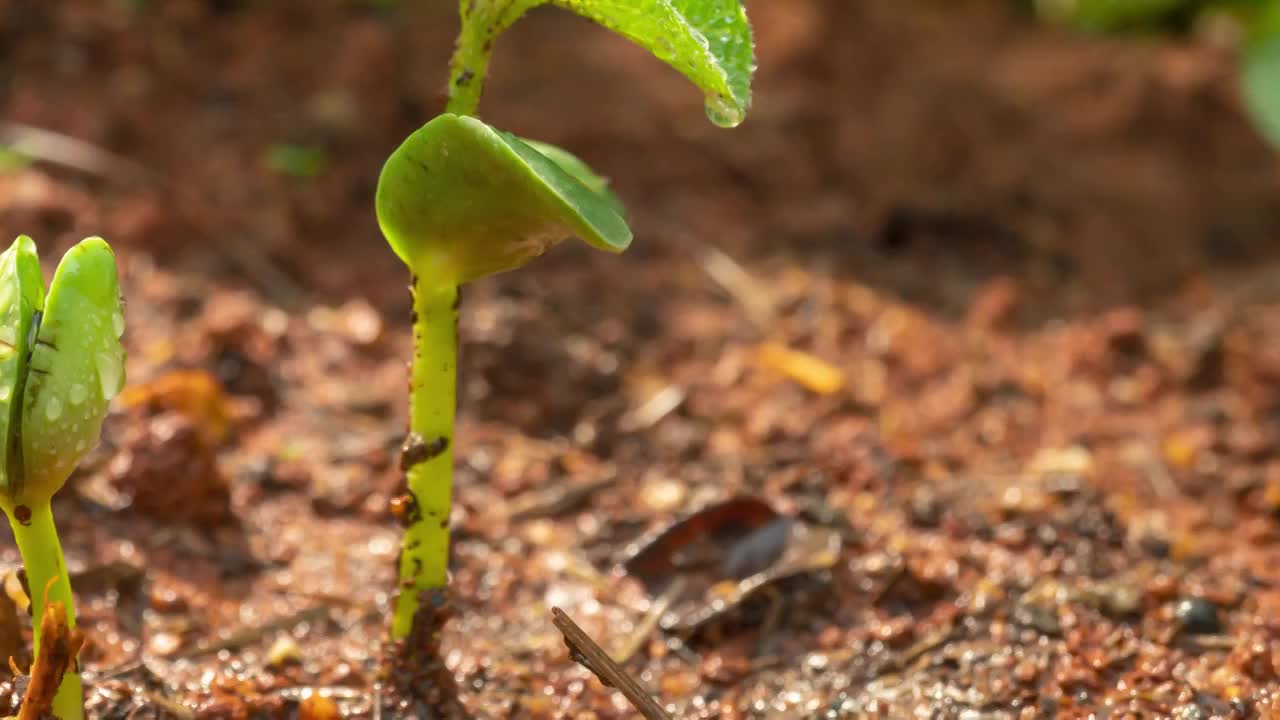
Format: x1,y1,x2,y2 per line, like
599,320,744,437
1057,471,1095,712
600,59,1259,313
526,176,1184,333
19,237,126,506
543,0,754,127
0,236,44,501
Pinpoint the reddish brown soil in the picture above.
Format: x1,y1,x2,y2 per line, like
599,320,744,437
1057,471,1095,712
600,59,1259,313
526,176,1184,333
3,0,1280,717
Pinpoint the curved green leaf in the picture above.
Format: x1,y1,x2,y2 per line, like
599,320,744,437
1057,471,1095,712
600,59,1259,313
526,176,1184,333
446,0,754,127
548,0,754,127
519,138,627,217
0,236,45,501
376,113,632,285
20,237,125,506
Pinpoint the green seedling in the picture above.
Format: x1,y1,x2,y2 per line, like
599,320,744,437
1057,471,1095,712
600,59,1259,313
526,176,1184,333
375,0,755,642
0,235,126,720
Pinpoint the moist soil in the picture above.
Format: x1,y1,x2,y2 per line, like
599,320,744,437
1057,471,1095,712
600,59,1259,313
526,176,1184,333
3,0,1280,717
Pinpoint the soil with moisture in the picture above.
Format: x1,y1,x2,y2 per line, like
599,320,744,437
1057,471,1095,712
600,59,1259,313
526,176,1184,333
2,1,1280,717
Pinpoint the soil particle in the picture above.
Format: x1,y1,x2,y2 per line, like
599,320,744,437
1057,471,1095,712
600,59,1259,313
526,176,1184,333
107,410,233,527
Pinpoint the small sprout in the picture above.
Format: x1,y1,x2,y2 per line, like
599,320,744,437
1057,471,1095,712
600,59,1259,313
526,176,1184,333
0,235,126,720
375,0,755,651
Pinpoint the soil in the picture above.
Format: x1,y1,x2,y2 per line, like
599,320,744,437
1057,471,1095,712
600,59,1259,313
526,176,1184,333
2,0,1280,717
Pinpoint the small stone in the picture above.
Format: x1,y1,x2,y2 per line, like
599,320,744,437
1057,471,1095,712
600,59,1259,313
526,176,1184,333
1172,704,1208,720
1089,581,1142,620
640,475,687,513
1014,601,1062,636
267,634,302,667
1175,596,1221,634
148,631,182,657
298,690,341,720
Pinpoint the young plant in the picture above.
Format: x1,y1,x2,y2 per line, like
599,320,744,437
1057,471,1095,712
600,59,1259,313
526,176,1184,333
0,235,127,720
376,0,755,643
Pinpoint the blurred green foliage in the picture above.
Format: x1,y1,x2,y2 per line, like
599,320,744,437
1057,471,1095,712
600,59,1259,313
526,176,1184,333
1026,0,1280,148
0,147,32,174
264,143,328,178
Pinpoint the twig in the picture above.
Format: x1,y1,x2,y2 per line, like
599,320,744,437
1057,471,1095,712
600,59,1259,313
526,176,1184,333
551,607,672,720
618,385,685,432
698,245,775,329
509,476,618,522
168,605,330,660
0,122,154,182
612,577,686,664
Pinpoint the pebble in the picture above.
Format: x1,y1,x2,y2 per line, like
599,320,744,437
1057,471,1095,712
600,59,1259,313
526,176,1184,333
1174,597,1221,634
267,634,302,667
298,691,341,720
1172,704,1207,720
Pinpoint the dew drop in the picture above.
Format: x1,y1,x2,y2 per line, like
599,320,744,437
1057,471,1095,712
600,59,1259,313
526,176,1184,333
705,93,744,128
0,385,10,402
112,311,125,339
45,395,62,421
96,350,123,401
68,384,87,406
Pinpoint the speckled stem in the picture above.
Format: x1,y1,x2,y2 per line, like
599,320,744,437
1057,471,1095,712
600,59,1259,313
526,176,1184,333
392,281,458,640
9,502,82,719
445,0,541,116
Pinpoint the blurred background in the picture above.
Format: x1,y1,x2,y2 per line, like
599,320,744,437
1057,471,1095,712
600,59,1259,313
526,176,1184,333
2,0,1277,319
2,1,1280,717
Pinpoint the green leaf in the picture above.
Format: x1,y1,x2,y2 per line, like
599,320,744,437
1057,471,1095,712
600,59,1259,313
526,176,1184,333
19,237,125,506
518,138,627,217
1243,31,1280,148
376,113,632,285
547,0,754,127
0,236,46,501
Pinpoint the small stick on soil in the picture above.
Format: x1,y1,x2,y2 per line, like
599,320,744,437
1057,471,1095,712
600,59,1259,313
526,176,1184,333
0,122,154,182
551,607,672,720
698,245,775,329
170,605,330,660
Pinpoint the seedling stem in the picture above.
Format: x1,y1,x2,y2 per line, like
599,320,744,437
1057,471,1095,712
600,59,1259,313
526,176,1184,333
8,502,81,719
393,281,459,637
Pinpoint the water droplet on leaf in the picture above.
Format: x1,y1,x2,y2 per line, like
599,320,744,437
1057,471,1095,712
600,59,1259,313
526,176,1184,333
112,311,125,339
96,351,123,401
68,384,87,406
45,395,62,421
0,385,10,402
705,93,743,128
